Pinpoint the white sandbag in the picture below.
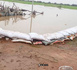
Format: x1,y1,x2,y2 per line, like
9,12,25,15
64,29,74,34
29,33,46,40
59,31,70,36
0,28,5,38
0,28,31,41
0,29,4,35
12,32,21,38
43,33,54,41
70,28,77,33
43,33,51,38
12,39,32,44
12,32,31,41
0,30,15,38
4,30,14,38
0,30,8,36
46,33,57,40
43,33,51,39
53,32,65,39
46,32,65,40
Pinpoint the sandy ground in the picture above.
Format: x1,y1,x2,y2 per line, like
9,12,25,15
0,38,77,70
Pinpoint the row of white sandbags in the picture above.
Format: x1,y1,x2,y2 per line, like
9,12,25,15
0,28,31,41
43,26,77,41
0,26,77,43
28,26,77,42
0,28,48,41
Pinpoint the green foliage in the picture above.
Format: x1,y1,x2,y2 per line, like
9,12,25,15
4,0,77,10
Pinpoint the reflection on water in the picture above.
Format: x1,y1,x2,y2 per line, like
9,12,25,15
0,1,77,34
30,15,33,33
30,13,43,33
0,15,26,26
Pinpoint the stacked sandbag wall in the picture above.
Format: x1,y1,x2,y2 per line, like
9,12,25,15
0,26,77,45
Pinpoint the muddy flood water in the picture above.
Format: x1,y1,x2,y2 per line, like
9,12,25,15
0,1,77,34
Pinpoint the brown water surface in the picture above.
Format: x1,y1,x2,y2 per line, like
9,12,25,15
0,1,77,34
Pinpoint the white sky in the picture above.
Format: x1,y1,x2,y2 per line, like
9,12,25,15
35,0,77,4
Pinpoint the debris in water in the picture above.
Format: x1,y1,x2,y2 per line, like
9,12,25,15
0,3,25,17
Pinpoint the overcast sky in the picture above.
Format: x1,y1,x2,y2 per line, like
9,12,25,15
35,0,77,4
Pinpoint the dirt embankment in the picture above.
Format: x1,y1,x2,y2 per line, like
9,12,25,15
0,38,77,70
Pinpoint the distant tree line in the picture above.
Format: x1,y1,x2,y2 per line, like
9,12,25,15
17,0,77,6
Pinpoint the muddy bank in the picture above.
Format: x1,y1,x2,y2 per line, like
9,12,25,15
0,38,77,70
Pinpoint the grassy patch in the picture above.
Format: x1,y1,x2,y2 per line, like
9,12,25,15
3,0,77,10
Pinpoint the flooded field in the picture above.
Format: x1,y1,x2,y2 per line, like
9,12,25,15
0,1,77,34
